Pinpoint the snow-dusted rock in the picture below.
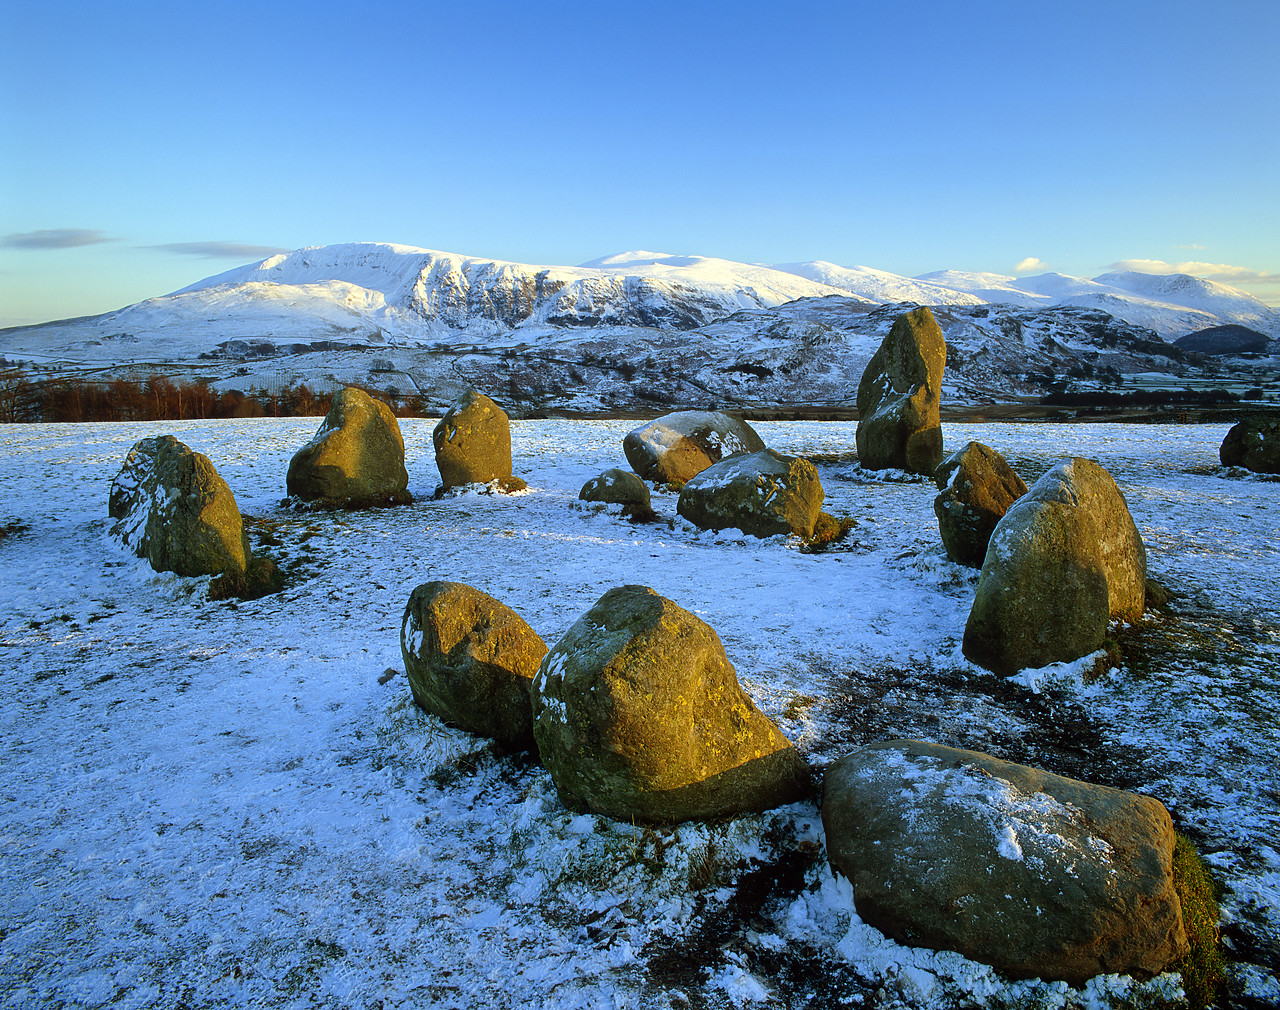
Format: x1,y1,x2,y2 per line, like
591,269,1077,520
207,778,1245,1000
622,411,765,486
432,389,522,491
108,435,250,577
822,740,1187,984
855,307,946,474
400,581,547,751
963,457,1146,675
933,442,1028,567
578,468,651,513
286,387,410,507
676,450,823,538
1220,416,1280,474
530,585,809,823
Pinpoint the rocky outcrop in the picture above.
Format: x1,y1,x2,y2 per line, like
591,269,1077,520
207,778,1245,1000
963,457,1146,675
433,389,524,491
108,435,250,577
401,581,547,751
286,387,410,507
623,411,766,486
676,450,823,538
530,585,809,823
933,442,1028,567
855,307,946,474
823,741,1187,984
1220,417,1280,474
578,468,652,513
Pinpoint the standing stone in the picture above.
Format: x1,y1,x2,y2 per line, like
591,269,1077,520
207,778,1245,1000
108,434,250,577
531,585,809,823
823,741,1188,984
401,581,547,751
855,307,947,474
623,411,766,485
286,387,410,507
677,450,823,538
933,441,1029,567
963,457,1146,675
433,389,522,490
1220,417,1280,474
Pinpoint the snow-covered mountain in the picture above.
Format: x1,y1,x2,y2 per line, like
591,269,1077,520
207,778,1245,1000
2,242,1276,412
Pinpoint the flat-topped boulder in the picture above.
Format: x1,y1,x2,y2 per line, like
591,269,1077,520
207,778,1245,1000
823,740,1187,984
933,441,1028,567
623,411,765,485
1220,416,1280,474
109,435,250,577
578,468,652,513
531,585,809,823
963,457,1146,675
856,307,946,474
401,581,547,751
676,449,823,538
433,389,523,491
286,387,410,507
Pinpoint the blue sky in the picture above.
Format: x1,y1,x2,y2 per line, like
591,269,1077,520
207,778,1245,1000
2,0,1277,326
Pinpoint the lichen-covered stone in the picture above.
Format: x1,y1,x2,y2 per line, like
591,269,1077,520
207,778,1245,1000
531,585,809,823
1220,416,1280,474
823,741,1187,984
623,411,766,485
856,307,947,474
108,434,250,577
963,457,1146,675
286,387,410,506
933,441,1028,567
676,450,822,538
433,390,514,489
578,468,651,512
401,581,547,751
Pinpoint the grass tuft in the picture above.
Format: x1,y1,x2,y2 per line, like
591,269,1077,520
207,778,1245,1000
1171,830,1226,1010
209,554,285,601
800,512,856,553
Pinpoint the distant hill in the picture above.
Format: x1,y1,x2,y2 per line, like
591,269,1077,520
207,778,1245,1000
1173,324,1273,356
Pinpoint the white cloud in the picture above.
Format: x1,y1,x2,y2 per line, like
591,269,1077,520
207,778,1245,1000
1174,243,1206,251
1014,257,1046,273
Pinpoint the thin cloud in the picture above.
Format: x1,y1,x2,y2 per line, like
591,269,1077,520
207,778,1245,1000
1108,258,1280,305
2,228,113,249
1014,257,1046,273
151,241,290,260
1174,243,1206,251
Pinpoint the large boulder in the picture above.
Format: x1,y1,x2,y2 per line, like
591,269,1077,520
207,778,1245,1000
433,389,522,490
933,441,1028,567
401,581,547,751
530,585,809,823
823,741,1188,984
855,307,947,474
1220,416,1280,474
108,435,250,577
623,411,766,485
286,387,410,507
578,468,652,513
677,450,823,538
963,457,1146,675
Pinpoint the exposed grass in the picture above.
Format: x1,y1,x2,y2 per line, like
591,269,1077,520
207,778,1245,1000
1171,831,1226,1010
0,518,30,544
208,554,285,601
799,511,856,553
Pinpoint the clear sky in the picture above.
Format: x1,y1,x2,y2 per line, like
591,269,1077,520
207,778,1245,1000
2,0,1277,326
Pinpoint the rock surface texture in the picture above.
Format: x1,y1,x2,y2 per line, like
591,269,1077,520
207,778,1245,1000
1220,416,1280,474
530,585,809,823
286,387,410,506
108,435,250,577
933,441,1029,567
578,469,652,512
822,741,1187,984
963,457,1146,675
676,450,823,538
400,581,547,751
622,411,766,485
855,307,947,474
432,389,519,490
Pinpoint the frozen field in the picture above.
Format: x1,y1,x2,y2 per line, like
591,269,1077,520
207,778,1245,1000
1,418,1277,1009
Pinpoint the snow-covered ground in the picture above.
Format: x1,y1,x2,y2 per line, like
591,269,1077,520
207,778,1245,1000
1,419,1277,1009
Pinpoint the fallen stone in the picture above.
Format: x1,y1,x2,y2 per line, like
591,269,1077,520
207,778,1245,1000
676,450,823,538
1219,416,1280,474
623,411,765,485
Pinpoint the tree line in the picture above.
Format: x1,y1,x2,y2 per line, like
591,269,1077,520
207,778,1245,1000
0,369,434,423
